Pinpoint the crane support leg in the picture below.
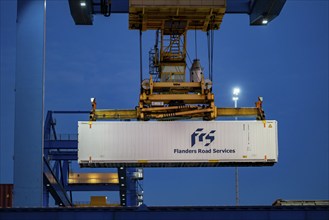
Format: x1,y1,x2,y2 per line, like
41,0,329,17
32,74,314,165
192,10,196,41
14,0,46,207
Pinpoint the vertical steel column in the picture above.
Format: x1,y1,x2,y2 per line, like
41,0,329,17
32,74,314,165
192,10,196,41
126,168,138,207
0,0,16,184
43,186,49,207
62,161,69,187
13,0,46,207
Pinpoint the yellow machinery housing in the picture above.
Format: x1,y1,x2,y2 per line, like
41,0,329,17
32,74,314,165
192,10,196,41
90,0,265,121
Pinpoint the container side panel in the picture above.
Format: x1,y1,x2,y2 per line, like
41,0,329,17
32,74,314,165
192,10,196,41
78,121,278,167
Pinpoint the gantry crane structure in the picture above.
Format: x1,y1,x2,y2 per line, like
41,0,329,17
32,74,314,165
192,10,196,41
69,0,286,121
61,0,284,207
8,2,329,216
43,110,144,207
41,0,288,208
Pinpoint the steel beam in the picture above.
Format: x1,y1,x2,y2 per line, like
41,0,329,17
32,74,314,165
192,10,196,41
64,184,119,192
0,0,16,184
43,158,72,206
68,173,119,184
217,107,260,117
92,107,262,120
69,0,286,26
226,0,250,14
44,140,78,149
93,109,137,120
14,0,46,207
140,94,214,103
126,168,139,207
47,152,78,161
69,0,279,15
1,206,328,220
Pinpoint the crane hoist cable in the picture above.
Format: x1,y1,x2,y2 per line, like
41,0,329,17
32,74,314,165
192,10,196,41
211,29,214,81
195,28,198,59
180,38,192,70
139,29,143,87
207,32,210,79
207,29,215,81
87,1,267,122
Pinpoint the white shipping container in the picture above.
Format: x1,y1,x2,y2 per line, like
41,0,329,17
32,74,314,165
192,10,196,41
78,120,278,167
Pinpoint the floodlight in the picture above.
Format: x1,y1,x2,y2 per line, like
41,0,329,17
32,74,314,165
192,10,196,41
233,88,240,96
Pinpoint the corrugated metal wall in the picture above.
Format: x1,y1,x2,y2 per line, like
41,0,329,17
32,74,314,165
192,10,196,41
78,121,278,167
0,184,13,208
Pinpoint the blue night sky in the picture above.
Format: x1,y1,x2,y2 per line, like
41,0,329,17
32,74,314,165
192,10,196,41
1,0,328,206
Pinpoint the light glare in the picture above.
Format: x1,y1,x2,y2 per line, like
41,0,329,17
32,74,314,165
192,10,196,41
80,2,86,7
233,88,240,96
262,19,268,24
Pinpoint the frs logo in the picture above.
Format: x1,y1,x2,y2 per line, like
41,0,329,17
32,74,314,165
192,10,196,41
191,128,216,147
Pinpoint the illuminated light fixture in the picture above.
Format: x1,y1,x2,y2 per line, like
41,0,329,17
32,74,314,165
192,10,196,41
232,87,240,108
262,19,268,25
80,2,86,7
233,88,240,96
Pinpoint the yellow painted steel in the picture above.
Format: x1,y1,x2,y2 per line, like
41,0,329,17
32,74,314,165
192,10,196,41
129,0,226,31
153,82,201,88
147,75,212,93
129,0,226,84
141,105,198,112
75,196,120,207
91,109,137,120
140,94,214,103
90,93,265,121
88,2,267,122
216,108,260,117
149,108,213,119
159,32,187,82
68,173,119,184
90,196,107,206
91,107,265,120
